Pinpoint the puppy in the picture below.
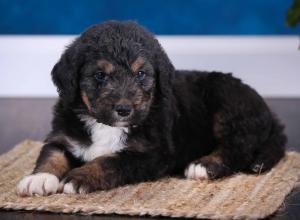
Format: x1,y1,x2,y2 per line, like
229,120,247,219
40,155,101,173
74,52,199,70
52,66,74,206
17,21,286,196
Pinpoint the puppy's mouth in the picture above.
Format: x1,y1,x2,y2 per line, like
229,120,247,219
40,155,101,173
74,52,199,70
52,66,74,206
94,112,132,128
111,110,133,127
113,121,130,127
108,111,133,127
95,118,130,128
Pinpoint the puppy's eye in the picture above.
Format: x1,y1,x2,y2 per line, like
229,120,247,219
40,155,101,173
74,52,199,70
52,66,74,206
94,71,107,82
135,71,146,81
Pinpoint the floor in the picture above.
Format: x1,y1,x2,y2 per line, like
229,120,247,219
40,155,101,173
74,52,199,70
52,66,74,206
0,98,299,220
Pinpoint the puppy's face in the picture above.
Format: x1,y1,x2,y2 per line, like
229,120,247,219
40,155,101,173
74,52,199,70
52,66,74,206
80,57,155,127
52,22,175,128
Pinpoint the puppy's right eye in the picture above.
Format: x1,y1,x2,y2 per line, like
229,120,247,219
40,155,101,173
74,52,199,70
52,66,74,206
94,71,107,82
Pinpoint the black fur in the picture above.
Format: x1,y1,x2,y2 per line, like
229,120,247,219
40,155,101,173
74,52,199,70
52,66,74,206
32,21,286,193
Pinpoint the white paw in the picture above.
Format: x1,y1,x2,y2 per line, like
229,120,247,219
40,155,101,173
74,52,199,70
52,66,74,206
184,163,208,180
16,172,59,196
61,182,87,194
62,182,76,194
62,182,87,194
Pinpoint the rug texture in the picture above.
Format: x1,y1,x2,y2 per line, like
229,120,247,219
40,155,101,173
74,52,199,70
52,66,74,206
0,140,300,219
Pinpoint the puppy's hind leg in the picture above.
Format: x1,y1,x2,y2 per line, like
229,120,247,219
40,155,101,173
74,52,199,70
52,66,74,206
184,149,232,180
249,117,286,174
185,110,269,180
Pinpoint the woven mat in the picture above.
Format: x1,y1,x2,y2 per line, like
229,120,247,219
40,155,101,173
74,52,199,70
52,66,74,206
0,140,300,219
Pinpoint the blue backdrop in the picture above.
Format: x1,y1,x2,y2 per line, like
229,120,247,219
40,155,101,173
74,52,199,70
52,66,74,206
0,0,299,35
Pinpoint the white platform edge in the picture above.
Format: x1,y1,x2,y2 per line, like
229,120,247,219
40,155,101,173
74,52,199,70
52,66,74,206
0,35,299,98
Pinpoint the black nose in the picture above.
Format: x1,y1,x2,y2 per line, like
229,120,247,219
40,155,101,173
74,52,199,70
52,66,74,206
114,104,132,117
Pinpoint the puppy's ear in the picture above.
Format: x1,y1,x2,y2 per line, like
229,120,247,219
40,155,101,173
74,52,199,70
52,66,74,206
51,45,82,103
153,44,177,147
154,46,175,99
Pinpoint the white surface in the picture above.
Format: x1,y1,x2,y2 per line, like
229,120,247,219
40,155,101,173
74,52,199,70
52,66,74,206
0,35,299,97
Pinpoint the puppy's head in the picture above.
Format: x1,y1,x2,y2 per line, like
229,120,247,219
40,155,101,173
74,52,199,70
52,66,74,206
52,21,174,127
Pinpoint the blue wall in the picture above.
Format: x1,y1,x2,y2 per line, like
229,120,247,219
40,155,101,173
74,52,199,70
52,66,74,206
0,0,299,35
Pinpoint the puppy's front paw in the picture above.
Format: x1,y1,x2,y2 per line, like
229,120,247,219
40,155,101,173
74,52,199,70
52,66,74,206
61,168,99,194
16,173,59,196
61,181,90,194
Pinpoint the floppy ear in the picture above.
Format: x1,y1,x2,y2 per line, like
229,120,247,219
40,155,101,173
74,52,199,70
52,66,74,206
154,46,175,99
153,43,177,150
51,45,82,103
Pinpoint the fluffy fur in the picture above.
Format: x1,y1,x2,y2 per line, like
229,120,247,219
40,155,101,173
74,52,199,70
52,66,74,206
17,21,286,196
67,115,128,162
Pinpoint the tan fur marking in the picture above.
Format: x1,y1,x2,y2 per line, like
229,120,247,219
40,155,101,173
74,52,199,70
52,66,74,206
68,155,119,191
97,60,114,73
131,57,145,72
82,92,92,113
34,151,70,179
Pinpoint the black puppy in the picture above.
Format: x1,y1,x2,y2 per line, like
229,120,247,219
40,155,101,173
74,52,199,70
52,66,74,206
17,21,286,196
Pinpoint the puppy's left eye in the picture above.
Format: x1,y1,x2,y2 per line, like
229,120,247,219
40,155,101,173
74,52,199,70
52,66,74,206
135,71,146,81
94,71,107,82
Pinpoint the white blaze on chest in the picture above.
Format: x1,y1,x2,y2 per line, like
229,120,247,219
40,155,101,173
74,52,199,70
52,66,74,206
68,116,128,162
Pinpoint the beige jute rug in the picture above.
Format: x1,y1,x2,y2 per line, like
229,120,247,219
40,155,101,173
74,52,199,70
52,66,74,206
0,140,300,219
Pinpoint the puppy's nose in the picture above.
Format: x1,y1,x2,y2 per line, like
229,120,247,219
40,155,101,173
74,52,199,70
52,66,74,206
114,104,132,117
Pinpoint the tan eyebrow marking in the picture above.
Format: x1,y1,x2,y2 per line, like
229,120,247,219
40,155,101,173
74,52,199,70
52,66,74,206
81,91,92,113
97,60,114,73
131,57,145,72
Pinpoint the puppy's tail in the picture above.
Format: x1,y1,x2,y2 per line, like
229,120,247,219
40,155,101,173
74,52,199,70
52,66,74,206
249,115,287,174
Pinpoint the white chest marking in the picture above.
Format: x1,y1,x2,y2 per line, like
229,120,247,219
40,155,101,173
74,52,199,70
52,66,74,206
68,116,128,162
